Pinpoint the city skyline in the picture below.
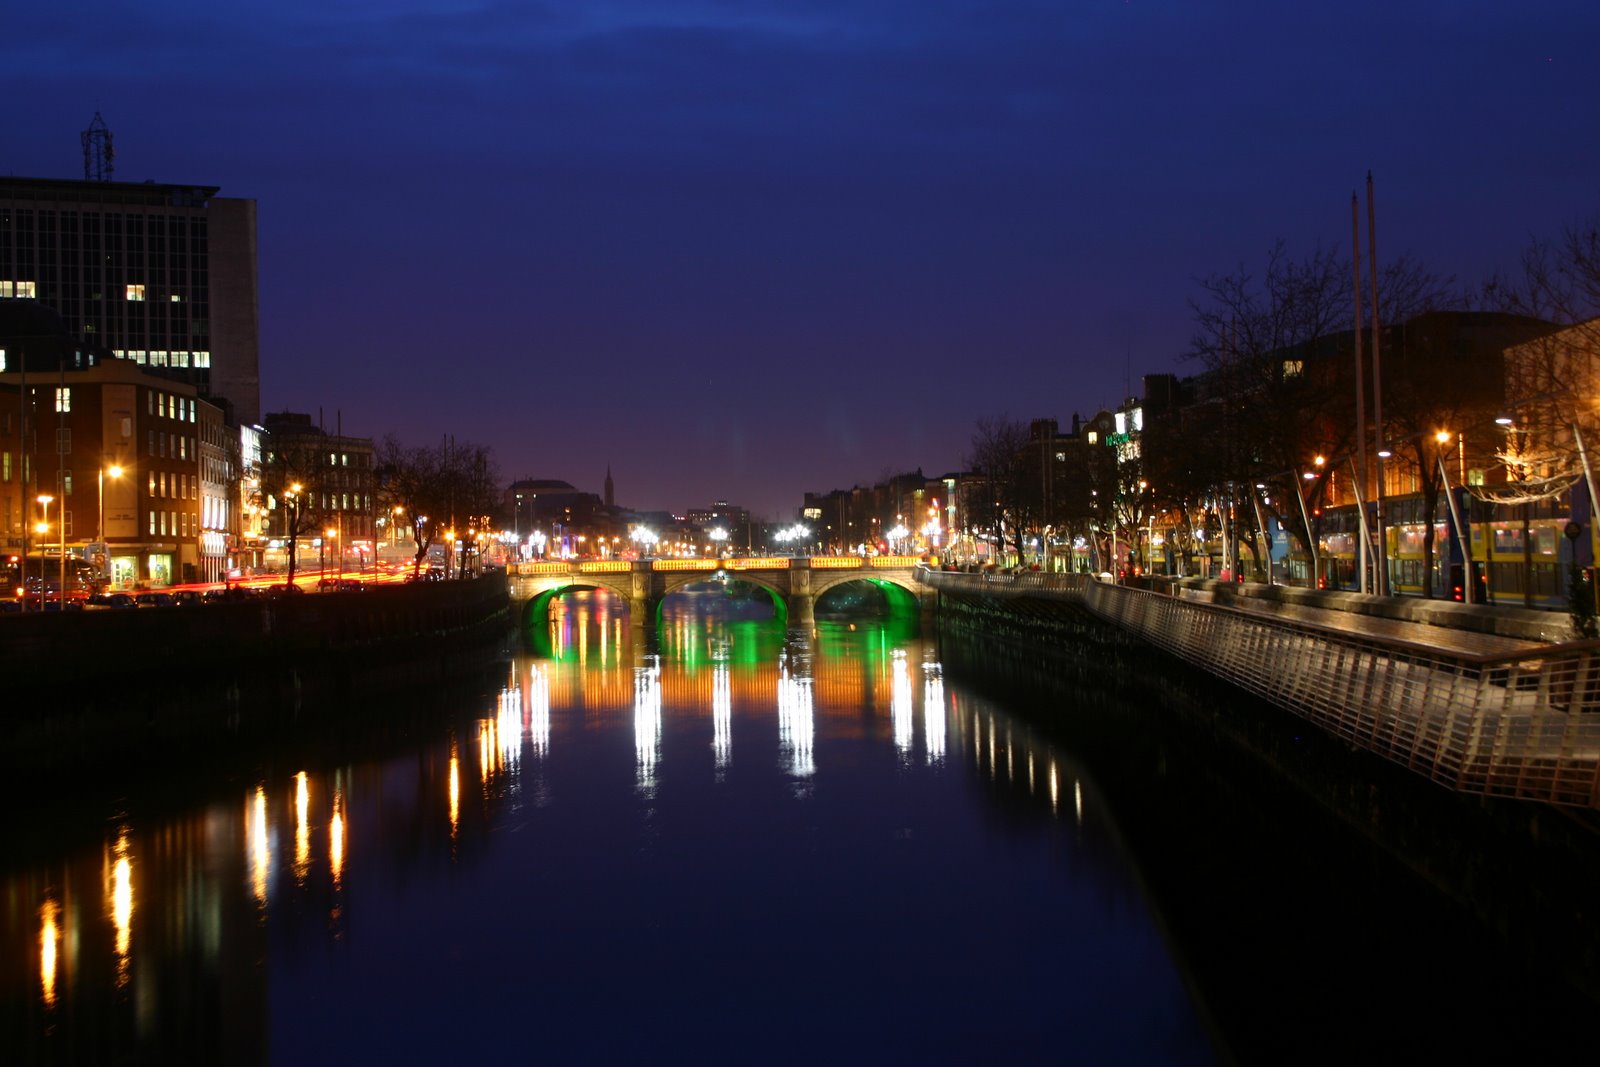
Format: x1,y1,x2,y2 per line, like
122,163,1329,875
5,1,1599,518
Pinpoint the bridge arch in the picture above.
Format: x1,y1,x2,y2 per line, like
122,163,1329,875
517,577,640,631
810,572,927,617
656,572,789,625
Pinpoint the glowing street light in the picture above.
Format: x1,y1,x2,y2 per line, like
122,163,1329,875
36,494,57,609
631,526,659,556
98,464,123,545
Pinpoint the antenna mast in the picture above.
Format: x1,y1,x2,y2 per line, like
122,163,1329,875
81,112,115,182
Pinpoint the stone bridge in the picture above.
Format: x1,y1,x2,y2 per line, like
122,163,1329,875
506,556,934,628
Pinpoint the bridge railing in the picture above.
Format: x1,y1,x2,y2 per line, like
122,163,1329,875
923,568,1600,809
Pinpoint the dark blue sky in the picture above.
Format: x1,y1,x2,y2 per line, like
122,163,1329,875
6,1,1598,518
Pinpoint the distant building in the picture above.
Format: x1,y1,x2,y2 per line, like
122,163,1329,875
505,478,607,557
0,175,262,425
260,412,375,568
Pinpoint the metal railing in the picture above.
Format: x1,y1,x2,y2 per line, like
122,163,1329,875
925,569,1600,809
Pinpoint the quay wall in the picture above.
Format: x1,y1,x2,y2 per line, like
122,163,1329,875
0,577,512,771
931,573,1600,1011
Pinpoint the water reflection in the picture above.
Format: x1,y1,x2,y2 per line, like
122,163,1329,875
108,827,133,988
2,587,1206,1063
634,656,663,796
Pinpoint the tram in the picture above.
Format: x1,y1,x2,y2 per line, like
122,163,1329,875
1297,491,1584,609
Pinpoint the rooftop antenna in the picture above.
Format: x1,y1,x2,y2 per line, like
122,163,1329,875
81,112,114,182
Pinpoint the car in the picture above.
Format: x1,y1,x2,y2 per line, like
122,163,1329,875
103,593,138,609
171,590,204,606
136,592,175,608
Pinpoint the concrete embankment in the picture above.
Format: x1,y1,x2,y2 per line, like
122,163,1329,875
0,576,512,772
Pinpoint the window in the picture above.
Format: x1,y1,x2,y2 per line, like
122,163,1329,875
56,428,71,455
1087,431,1098,445
2,452,9,482
170,293,182,303
0,281,37,298
149,511,156,535
0,348,5,372
64,475,72,496
126,284,146,301
55,387,71,413
1282,359,1304,378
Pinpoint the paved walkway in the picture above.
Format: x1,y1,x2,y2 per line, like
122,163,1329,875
1209,593,1553,659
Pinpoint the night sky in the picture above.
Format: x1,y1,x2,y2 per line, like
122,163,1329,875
6,2,1598,519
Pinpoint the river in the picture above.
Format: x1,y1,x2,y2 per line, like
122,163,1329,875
7,584,1596,1064
1,588,1219,1064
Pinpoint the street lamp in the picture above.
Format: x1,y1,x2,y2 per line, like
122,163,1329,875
97,464,123,544
631,526,659,556
97,464,123,588
36,494,55,610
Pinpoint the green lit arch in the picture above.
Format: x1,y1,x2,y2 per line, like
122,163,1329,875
657,572,789,626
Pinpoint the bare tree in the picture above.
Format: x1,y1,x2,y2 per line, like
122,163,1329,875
376,436,503,578
965,416,1034,566
260,438,326,587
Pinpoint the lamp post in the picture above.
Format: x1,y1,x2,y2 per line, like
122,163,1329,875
98,464,123,588
35,494,54,611
97,464,123,543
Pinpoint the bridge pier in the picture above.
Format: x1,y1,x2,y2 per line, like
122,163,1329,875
787,593,815,628
628,595,660,634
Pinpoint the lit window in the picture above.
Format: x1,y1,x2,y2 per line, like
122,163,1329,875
194,351,211,368
1087,431,1098,445
0,348,6,371
1282,359,1304,378
55,387,71,413
170,293,182,303
126,284,145,301
1,281,37,297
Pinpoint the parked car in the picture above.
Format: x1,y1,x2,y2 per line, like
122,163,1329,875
135,592,175,608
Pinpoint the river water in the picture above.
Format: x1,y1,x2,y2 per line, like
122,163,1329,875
1,589,1219,1064
9,586,1597,1064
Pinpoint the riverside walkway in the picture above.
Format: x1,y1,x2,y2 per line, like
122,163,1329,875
925,568,1600,810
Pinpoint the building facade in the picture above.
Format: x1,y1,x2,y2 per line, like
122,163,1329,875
260,413,376,574
0,176,261,425
1,335,234,590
